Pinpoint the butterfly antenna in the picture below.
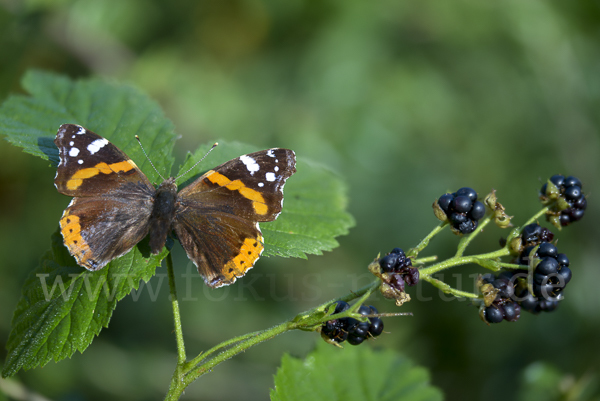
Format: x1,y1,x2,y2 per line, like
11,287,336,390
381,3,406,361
135,135,166,181
176,142,219,181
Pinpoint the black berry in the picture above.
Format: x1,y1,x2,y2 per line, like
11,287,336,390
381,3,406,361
436,187,485,234
484,306,504,324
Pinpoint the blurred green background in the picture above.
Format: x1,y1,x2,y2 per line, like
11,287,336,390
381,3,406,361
1,0,599,400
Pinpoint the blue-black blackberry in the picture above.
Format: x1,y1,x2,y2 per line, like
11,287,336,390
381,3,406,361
378,248,420,291
517,243,571,298
516,288,560,314
540,174,587,226
521,223,554,247
480,272,522,324
321,303,384,345
435,187,486,234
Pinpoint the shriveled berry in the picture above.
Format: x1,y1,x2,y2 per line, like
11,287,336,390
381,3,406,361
388,273,405,292
404,268,420,286
540,227,554,242
457,219,477,234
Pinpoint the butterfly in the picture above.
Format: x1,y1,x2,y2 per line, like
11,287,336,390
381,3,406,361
54,124,296,288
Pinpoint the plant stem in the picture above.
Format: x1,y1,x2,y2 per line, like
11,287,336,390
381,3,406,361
455,214,492,257
165,252,187,401
411,222,447,256
167,252,186,364
162,266,381,400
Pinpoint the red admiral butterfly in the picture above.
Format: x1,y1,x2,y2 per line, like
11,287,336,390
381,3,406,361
54,124,296,288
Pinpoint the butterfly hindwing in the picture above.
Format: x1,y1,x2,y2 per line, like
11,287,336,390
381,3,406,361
174,209,264,288
60,195,153,270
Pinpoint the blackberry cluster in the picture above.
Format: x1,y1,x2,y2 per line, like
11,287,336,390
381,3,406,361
436,187,486,234
482,222,573,323
481,272,521,324
321,301,384,346
378,248,419,292
519,242,572,299
540,174,586,226
520,223,554,246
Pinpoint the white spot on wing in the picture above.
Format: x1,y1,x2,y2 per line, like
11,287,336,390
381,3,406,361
240,155,260,175
69,147,80,157
76,126,86,135
69,141,74,146
87,138,109,154
274,166,279,172
267,149,276,157
258,182,264,187
265,172,276,182
78,159,84,164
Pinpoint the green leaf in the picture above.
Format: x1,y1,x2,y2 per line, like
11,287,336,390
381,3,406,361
177,141,355,258
0,71,177,377
0,69,176,183
2,231,168,378
271,342,443,401
0,71,354,375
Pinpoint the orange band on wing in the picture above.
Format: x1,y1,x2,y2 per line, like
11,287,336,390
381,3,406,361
223,236,265,281
59,212,92,266
205,170,268,215
66,160,137,190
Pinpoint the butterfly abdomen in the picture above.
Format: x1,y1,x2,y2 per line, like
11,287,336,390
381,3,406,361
149,178,178,254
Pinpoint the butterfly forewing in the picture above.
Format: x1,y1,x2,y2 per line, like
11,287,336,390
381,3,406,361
54,124,154,197
177,148,296,221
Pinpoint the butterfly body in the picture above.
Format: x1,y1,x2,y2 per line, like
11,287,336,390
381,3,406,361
54,124,296,288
